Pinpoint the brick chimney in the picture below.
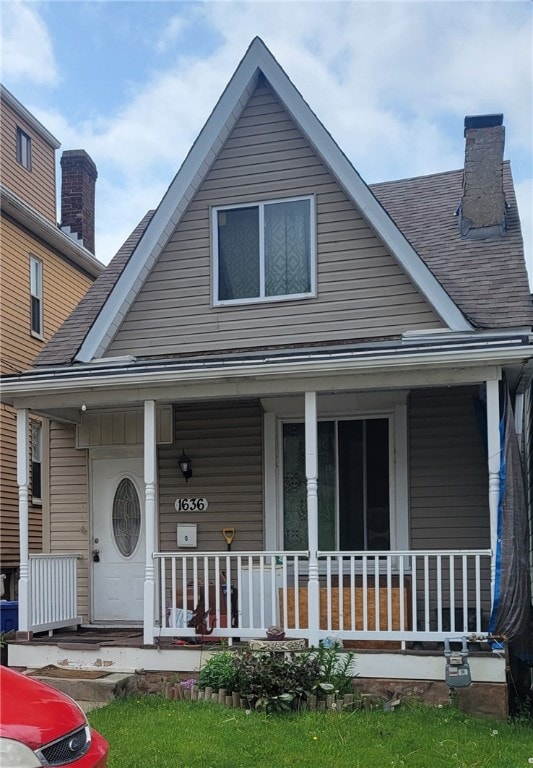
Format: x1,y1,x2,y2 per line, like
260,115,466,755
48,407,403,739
60,149,98,254
459,114,506,238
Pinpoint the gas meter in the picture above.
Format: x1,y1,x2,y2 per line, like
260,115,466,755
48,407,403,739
444,637,471,688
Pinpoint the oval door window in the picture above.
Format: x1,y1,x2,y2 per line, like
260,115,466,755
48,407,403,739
112,478,141,557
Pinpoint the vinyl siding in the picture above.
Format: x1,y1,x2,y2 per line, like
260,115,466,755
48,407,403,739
0,217,94,372
108,82,442,358
0,219,94,570
408,387,491,621
0,95,56,221
409,387,490,548
158,400,264,552
48,422,89,620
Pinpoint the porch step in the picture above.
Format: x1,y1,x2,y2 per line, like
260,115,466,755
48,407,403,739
27,670,135,704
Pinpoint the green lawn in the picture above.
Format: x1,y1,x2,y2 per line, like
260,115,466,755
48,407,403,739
89,696,533,768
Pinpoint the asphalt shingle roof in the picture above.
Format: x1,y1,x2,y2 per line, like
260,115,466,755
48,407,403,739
370,162,532,330
33,162,532,369
33,211,155,367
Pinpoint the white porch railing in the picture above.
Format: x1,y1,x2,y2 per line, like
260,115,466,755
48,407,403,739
153,549,492,644
29,554,81,632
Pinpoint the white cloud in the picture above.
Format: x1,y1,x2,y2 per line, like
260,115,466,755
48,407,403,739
0,1,58,85
21,0,532,270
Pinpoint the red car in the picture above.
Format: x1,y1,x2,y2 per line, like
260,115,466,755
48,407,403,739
0,666,108,767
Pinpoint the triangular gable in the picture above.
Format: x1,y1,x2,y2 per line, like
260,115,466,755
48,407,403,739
76,37,471,363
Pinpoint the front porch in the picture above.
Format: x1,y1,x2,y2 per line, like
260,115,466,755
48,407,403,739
8,546,509,717
8,547,507,717
14,547,493,650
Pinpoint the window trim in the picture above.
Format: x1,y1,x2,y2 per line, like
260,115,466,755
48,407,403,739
280,414,393,552
211,194,316,307
16,127,32,170
30,255,44,339
262,392,409,553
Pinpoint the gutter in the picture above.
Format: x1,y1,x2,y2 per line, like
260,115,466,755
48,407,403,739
2,336,531,400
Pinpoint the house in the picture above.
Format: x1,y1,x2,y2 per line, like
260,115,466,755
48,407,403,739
1,39,532,717
0,86,103,600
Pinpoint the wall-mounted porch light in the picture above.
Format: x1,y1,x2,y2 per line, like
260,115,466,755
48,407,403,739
179,450,192,482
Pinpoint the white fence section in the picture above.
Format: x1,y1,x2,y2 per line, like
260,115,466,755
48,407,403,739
153,549,492,643
29,554,81,632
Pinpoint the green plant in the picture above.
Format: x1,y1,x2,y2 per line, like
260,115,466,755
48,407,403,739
233,650,319,712
197,650,238,692
197,645,357,713
309,644,357,698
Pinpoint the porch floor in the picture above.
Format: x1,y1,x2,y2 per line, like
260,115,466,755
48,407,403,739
11,626,494,654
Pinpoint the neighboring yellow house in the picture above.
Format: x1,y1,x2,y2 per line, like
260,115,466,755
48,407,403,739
0,85,103,597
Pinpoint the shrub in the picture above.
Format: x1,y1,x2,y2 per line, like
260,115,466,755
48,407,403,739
197,645,357,713
310,644,356,698
233,650,320,712
197,650,238,692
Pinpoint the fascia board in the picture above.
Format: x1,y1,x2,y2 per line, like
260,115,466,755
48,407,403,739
1,85,61,149
1,185,103,278
75,38,471,363
75,52,262,364
3,344,530,402
251,44,471,332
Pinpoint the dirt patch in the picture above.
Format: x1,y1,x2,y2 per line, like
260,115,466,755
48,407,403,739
30,665,112,680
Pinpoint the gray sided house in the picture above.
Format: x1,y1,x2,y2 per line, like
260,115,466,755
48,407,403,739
2,39,532,715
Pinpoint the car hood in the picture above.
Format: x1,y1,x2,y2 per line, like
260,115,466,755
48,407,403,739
0,667,86,750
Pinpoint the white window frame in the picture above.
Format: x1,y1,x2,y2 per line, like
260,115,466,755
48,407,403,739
30,255,43,338
280,414,394,551
263,392,409,553
211,195,316,307
17,127,32,170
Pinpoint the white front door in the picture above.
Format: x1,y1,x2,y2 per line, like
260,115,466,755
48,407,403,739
91,457,145,622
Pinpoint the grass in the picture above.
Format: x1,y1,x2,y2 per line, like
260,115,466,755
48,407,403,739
88,696,533,768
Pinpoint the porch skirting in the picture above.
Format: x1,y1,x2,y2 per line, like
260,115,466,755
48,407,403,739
6,640,508,719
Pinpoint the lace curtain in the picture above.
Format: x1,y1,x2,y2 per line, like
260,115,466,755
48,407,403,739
283,422,336,550
218,199,310,301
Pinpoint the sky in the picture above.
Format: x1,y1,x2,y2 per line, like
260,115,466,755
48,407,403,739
1,0,532,283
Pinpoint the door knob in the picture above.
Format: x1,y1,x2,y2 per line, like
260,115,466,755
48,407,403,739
92,549,100,563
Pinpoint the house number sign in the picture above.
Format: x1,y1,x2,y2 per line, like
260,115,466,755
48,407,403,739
175,497,209,512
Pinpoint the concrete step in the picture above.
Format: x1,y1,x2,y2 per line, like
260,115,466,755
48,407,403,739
27,670,135,703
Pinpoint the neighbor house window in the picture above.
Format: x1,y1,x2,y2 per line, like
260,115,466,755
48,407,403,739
31,422,42,503
30,256,43,336
282,418,390,551
213,196,314,304
17,127,32,170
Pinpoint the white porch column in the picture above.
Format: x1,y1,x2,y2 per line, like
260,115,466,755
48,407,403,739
143,400,157,645
16,408,30,634
305,391,320,647
485,379,501,607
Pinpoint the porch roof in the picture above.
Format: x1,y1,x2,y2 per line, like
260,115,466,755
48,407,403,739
2,332,532,410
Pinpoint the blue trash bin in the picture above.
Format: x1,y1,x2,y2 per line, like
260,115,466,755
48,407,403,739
0,601,19,632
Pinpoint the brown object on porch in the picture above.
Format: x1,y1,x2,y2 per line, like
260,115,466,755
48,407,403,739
176,583,227,613
29,665,111,680
280,584,410,633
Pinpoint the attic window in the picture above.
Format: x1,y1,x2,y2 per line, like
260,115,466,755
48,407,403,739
212,196,315,305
